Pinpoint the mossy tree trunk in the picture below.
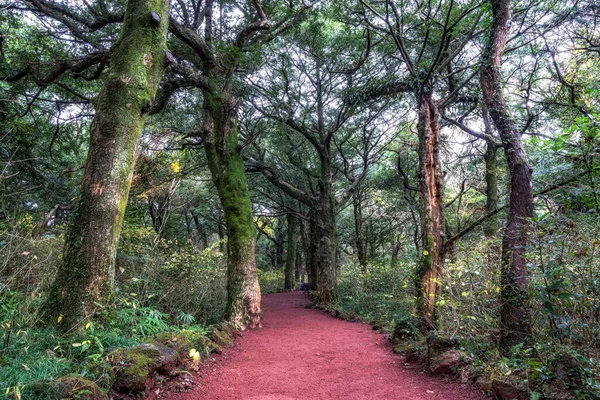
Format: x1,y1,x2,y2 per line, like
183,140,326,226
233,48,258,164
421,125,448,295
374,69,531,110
481,0,534,350
484,139,499,236
315,192,338,305
284,214,297,290
415,92,445,332
313,141,339,305
202,90,261,329
42,0,171,331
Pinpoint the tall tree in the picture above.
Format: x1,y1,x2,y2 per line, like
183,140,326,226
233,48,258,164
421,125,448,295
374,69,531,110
246,21,390,305
480,0,534,349
284,214,297,290
166,1,310,329
42,0,171,330
359,0,483,330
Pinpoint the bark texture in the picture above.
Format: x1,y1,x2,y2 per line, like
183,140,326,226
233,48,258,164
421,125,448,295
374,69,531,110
42,0,171,331
415,93,445,332
284,214,297,290
480,0,534,349
202,92,261,329
314,155,338,305
484,140,499,236
303,212,318,290
353,189,368,273
192,212,209,249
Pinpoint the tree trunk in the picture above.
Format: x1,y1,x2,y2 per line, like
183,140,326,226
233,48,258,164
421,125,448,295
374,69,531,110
184,210,192,239
295,246,302,281
484,139,499,236
42,0,170,331
217,216,225,252
191,212,209,249
202,91,261,329
415,92,445,332
481,0,534,350
315,190,337,305
353,189,368,273
284,214,297,290
305,212,319,290
275,219,285,269
391,239,402,268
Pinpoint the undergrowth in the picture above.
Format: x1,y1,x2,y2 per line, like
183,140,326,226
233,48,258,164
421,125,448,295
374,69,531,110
334,214,600,399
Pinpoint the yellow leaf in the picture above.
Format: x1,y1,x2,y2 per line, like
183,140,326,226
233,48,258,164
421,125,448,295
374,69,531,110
170,161,182,174
57,314,63,324
85,322,92,330
189,348,200,362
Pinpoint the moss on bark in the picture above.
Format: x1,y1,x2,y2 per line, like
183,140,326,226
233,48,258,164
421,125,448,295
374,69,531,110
41,0,171,331
202,91,261,329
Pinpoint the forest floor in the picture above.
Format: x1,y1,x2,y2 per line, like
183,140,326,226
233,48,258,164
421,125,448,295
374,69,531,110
170,291,488,400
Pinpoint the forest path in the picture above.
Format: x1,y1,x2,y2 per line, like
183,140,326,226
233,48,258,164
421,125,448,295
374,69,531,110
173,291,488,400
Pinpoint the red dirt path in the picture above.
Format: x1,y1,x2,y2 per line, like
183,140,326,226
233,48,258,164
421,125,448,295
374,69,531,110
174,291,489,400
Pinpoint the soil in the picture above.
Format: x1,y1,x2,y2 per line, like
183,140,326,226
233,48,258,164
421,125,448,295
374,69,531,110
172,291,489,400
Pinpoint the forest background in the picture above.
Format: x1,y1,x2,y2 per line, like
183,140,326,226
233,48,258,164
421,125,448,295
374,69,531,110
0,0,599,398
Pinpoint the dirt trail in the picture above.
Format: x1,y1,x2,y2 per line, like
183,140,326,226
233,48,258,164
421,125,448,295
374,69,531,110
174,291,488,400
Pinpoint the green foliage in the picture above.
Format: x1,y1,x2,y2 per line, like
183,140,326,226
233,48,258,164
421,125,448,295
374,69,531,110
257,269,285,294
0,214,231,398
337,261,412,329
116,225,228,325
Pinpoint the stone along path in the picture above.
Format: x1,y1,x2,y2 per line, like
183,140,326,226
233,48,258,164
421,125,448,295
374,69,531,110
173,291,488,400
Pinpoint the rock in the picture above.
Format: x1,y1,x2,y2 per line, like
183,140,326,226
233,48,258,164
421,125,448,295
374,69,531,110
217,321,240,338
211,328,234,347
426,332,459,352
304,302,317,309
429,349,468,375
426,332,460,363
109,343,178,393
491,380,529,400
31,376,108,400
392,317,418,343
393,342,424,363
553,352,582,390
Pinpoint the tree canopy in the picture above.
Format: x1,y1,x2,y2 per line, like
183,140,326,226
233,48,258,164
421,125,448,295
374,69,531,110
1,0,600,398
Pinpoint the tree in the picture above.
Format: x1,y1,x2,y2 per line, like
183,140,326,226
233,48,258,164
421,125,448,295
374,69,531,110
246,18,392,305
166,1,311,329
359,0,483,331
284,214,297,290
42,0,171,330
480,0,534,349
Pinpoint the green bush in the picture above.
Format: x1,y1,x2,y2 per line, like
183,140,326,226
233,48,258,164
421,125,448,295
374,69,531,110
337,261,412,329
258,269,285,294
116,225,228,325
